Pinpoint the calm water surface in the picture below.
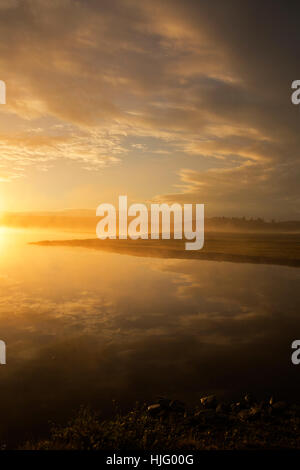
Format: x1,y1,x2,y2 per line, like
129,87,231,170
0,228,299,444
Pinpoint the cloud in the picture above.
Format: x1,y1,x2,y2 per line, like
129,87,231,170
0,0,299,216
0,126,125,180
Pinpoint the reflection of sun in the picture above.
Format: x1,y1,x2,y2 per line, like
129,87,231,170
0,226,8,249
0,227,19,260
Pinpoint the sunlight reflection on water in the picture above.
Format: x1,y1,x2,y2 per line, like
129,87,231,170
0,228,299,445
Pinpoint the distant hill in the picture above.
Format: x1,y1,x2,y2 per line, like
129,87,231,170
1,211,300,233
206,217,300,232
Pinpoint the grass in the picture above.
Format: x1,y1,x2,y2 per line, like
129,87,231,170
22,396,300,450
32,232,300,267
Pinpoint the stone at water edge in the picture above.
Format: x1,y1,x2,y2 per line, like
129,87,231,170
238,409,250,421
248,405,261,418
157,398,171,409
200,395,217,409
194,409,217,421
216,402,230,414
169,400,185,413
231,402,242,412
243,393,255,407
147,404,161,416
271,401,287,413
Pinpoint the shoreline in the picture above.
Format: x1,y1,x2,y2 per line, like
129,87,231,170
22,393,300,450
31,233,300,268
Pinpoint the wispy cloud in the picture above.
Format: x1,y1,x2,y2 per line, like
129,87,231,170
0,0,299,216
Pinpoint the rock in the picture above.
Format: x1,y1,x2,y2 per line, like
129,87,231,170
258,400,268,410
238,405,261,421
216,403,229,414
194,409,217,423
195,409,215,417
243,393,255,407
169,399,185,413
157,398,171,409
216,403,223,413
267,401,287,416
238,409,250,421
272,401,287,413
231,402,242,412
147,398,185,417
249,405,261,418
147,404,161,416
200,394,217,409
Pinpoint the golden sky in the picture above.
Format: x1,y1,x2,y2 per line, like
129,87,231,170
0,0,299,219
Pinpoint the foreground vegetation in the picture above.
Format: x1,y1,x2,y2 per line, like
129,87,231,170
23,394,300,450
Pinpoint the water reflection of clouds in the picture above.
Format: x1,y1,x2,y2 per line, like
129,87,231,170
0,232,300,445
0,252,299,353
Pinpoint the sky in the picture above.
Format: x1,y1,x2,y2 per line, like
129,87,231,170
0,0,299,219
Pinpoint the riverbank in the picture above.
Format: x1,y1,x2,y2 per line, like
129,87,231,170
31,232,300,267
22,394,300,450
